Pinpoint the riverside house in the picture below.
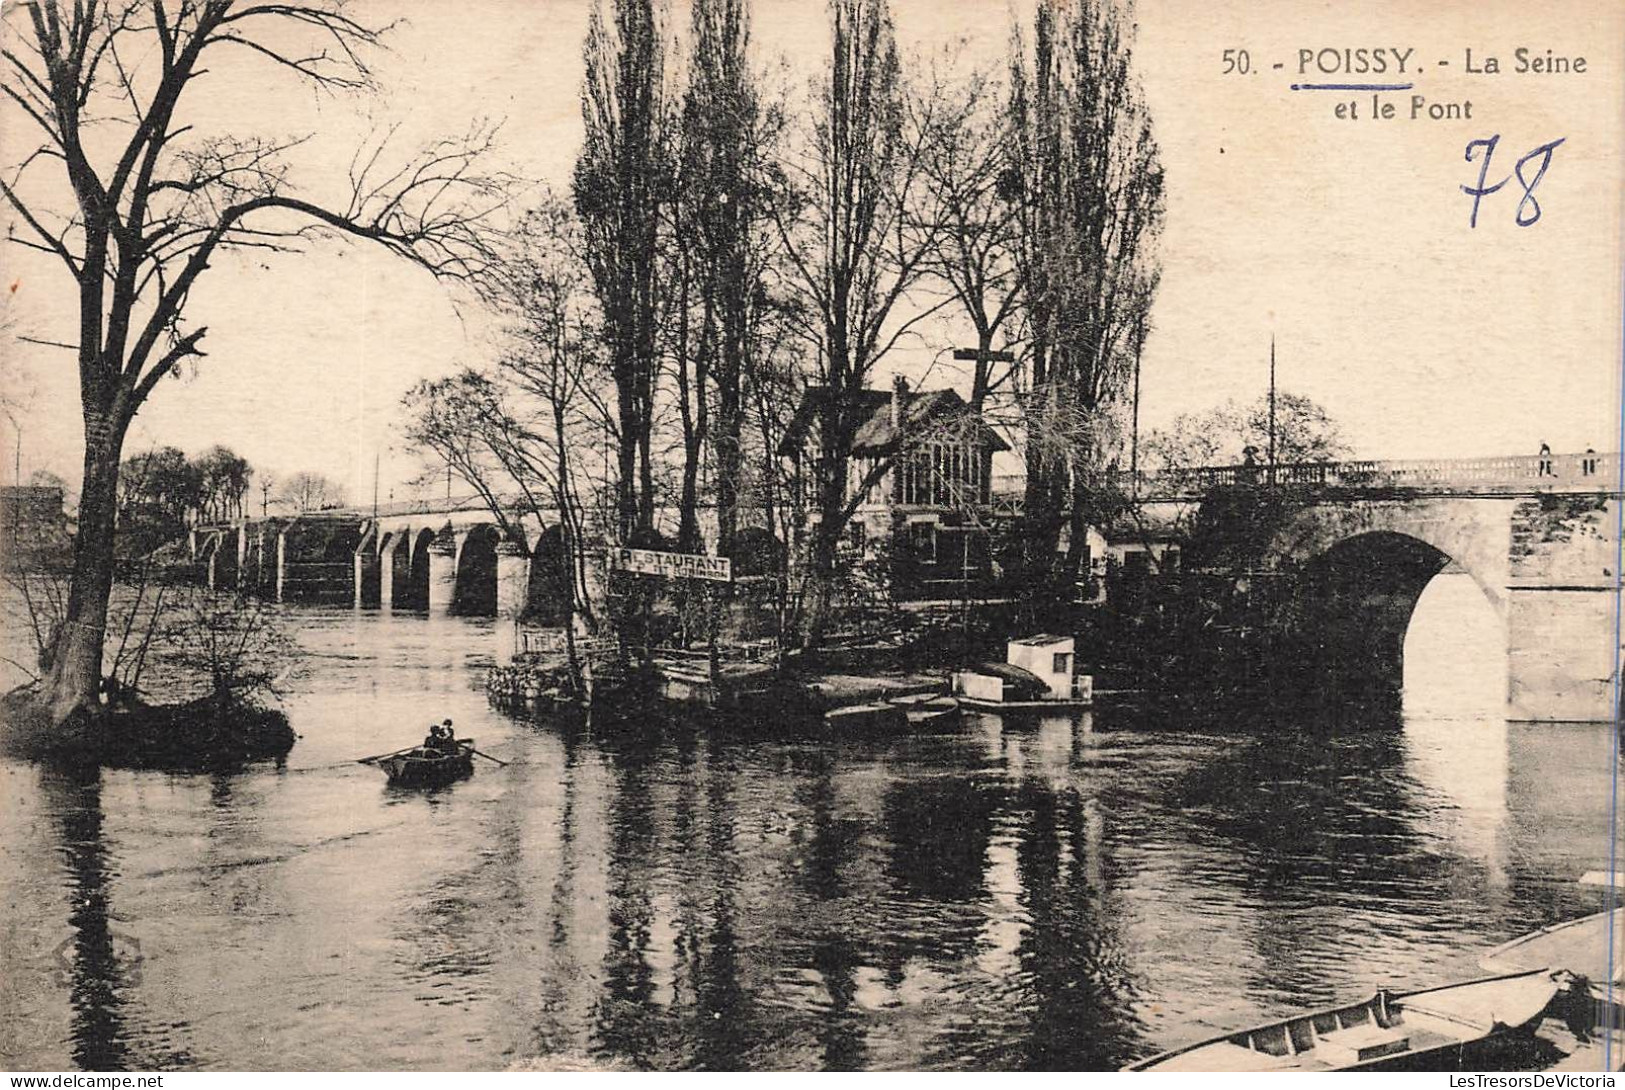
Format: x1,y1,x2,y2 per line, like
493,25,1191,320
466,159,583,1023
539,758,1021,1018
778,377,1012,600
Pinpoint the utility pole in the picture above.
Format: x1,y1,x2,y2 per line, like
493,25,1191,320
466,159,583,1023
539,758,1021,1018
373,452,380,518
1267,334,1277,486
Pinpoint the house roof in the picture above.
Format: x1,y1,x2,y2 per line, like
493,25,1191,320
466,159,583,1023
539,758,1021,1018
777,385,1010,456
1099,510,1185,544
1010,633,1072,647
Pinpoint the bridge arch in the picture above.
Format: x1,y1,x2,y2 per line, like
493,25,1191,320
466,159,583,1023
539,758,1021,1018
403,527,437,610
452,523,501,615
1260,498,1512,618
1257,500,1514,711
524,525,574,623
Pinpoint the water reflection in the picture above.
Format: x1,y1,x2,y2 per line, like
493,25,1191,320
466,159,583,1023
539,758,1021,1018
47,768,132,1072
0,602,1618,1071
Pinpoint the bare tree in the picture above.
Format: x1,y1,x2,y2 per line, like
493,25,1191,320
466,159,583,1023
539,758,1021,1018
401,198,604,682
400,372,528,538
767,0,947,643
194,445,253,523
1,0,510,722
1143,391,1352,480
165,586,296,706
660,71,711,553
916,60,1024,411
1006,0,1164,596
499,200,606,677
276,471,346,514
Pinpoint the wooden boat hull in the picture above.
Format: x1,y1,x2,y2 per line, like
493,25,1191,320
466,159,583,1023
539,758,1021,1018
1481,907,1625,1066
379,741,476,787
957,697,1092,712
886,693,963,729
1125,969,1561,1072
822,702,909,733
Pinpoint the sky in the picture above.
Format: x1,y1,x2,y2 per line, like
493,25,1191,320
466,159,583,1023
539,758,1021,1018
1,0,1621,505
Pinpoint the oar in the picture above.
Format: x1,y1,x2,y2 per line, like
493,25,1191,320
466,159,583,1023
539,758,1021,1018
356,744,420,764
470,749,509,766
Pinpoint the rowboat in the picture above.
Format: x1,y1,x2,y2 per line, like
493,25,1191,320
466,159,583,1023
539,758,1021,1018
1124,968,1561,1071
886,692,962,729
375,739,476,787
822,701,908,733
1480,907,1625,1070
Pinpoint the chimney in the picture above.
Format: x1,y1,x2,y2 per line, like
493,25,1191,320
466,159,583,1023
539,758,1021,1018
891,374,908,431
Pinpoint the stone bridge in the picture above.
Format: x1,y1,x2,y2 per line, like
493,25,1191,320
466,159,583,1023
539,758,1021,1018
189,495,737,622
188,451,1622,722
1253,491,1619,722
1155,451,1620,723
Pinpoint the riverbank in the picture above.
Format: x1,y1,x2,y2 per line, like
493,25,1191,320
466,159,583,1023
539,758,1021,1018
0,687,295,769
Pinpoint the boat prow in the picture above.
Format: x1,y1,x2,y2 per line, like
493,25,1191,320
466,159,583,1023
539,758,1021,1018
1481,907,1625,985
1125,968,1561,1072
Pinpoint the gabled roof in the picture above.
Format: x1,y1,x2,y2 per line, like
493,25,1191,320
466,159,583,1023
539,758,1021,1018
777,385,1010,456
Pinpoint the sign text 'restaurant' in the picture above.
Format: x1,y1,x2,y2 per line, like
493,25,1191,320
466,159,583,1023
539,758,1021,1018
606,547,732,582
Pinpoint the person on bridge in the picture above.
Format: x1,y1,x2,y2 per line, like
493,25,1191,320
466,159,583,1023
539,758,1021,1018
1538,443,1554,477
1583,447,1598,475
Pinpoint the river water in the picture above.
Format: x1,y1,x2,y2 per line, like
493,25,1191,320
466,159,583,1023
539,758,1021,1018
1,575,1619,1071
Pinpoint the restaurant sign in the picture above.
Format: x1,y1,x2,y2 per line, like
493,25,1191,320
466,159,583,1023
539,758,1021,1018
606,547,732,582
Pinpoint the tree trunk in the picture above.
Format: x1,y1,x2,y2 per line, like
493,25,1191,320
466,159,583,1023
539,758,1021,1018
802,444,848,648
677,437,703,553
41,412,128,722
1061,454,1095,594
713,338,743,558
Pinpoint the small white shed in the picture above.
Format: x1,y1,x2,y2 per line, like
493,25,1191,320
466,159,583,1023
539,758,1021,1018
1006,634,1075,701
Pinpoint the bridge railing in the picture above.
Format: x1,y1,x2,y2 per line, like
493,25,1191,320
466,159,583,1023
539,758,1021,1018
1142,451,1618,495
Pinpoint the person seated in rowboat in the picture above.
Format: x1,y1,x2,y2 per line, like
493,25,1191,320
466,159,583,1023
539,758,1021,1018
438,720,457,753
424,723,445,751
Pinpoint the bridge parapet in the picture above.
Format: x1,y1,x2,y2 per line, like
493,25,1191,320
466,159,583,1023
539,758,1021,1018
1149,451,1618,496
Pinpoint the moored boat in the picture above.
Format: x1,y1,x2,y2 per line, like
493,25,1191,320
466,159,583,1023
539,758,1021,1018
822,701,909,733
886,692,962,729
1480,906,1625,1069
1124,968,1561,1072
376,739,476,787
952,636,1093,711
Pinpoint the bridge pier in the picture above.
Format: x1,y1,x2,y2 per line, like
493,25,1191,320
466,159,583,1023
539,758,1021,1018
1503,496,1621,722
1506,589,1617,721
427,530,458,615
378,533,404,610
353,527,381,609
496,541,530,619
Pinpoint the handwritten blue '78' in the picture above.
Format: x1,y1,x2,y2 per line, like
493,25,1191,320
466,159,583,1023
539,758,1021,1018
1461,135,1565,228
